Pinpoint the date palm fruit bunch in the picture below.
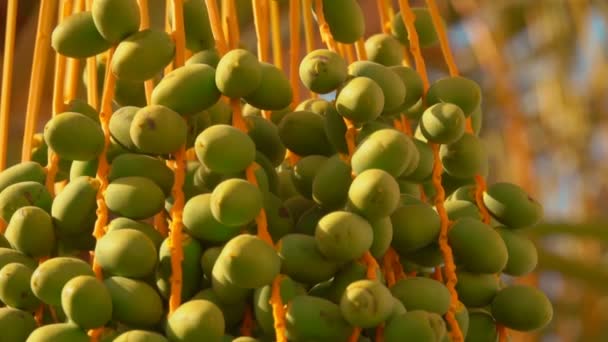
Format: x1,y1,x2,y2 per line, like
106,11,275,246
0,0,552,341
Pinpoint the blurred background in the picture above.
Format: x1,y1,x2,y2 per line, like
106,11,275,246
1,1,607,341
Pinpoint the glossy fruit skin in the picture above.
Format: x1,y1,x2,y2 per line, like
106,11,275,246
299,49,348,94
352,128,418,178
420,103,467,144
129,105,188,155
215,49,262,98
104,276,164,328
315,211,374,262
0,263,40,310
244,116,286,167
0,307,37,342
166,300,225,342
391,201,441,255
391,277,452,315
347,169,400,220
491,285,553,332
31,257,95,306
244,63,293,111
348,61,406,114
25,322,90,342
112,29,176,82
109,153,175,196
51,176,99,236
191,289,246,330
448,218,509,274
285,295,352,342
44,112,105,161
455,271,500,308
181,0,215,52
195,124,256,175
321,0,365,43
95,229,157,278
5,206,55,258
105,176,165,220
210,178,263,227
497,227,538,276
0,162,46,194
312,155,352,210
365,33,404,66
465,310,497,342
183,194,242,243
277,234,340,285
278,111,334,157
215,234,281,289
426,76,482,117
383,310,447,342
61,275,112,329
340,279,394,328
336,77,385,124
254,276,306,337
483,182,543,229
91,0,140,43
0,181,52,230
114,330,169,342
440,133,488,179
152,64,221,116
389,66,424,110
51,12,111,58
392,8,440,47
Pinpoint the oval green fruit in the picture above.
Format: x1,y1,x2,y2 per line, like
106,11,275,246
348,61,406,113
183,194,242,243
26,323,89,342
278,111,334,156
448,218,508,273
483,182,543,229
44,112,105,161
426,76,482,117
92,0,140,43
105,176,165,220
52,176,99,236
0,263,40,310
336,77,384,124
491,285,553,332
277,234,340,285
104,276,164,328
340,280,394,328
391,277,451,315
51,11,111,58
315,211,373,262
244,63,293,110
322,0,365,43
210,179,262,227
215,49,262,98
347,169,400,220
285,295,351,341
352,128,417,177
365,33,404,66
5,206,55,258
31,257,95,306
112,29,175,82
0,161,46,194
0,181,52,224
216,234,280,289
455,271,500,308
109,153,174,196
166,300,225,342
384,311,447,342
440,133,488,179
497,227,538,276
420,103,466,144
61,275,112,329
391,8,439,48
0,307,37,342
299,49,348,94
114,330,168,342
152,64,221,115
195,124,256,175
95,229,157,278
130,105,188,155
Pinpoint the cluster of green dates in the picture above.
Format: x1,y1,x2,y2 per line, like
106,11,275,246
0,0,553,341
